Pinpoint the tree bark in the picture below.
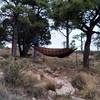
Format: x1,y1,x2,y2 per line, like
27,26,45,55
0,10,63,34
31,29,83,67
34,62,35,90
33,38,39,59
18,38,23,57
66,21,69,48
12,32,17,57
66,29,69,48
11,13,18,57
18,40,29,57
18,45,29,57
83,34,92,69
81,33,83,52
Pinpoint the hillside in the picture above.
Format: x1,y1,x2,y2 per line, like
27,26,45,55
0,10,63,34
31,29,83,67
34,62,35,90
0,48,100,100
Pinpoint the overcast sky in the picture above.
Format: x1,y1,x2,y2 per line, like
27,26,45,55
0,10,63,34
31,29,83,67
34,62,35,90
47,29,97,51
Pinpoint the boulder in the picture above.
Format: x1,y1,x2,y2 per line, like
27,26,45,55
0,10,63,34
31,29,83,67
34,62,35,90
55,77,75,96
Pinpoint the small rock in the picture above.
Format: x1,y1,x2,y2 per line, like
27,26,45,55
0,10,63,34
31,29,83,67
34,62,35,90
0,71,4,84
44,68,53,74
32,97,37,100
71,96,85,100
48,90,56,98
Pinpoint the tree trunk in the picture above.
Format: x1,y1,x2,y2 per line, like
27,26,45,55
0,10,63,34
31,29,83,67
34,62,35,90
18,39,23,57
18,45,22,57
11,13,18,57
18,40,29,57
83,34,92,69
66,29,69,48
81,33,83,52
12,32,17,57
66,21,69,48
33,38,39,59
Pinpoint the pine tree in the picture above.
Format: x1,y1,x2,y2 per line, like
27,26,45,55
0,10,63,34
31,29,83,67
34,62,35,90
50,0,100,68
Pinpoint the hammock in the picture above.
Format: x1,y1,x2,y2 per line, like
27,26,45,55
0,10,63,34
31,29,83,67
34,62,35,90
34,46,76,58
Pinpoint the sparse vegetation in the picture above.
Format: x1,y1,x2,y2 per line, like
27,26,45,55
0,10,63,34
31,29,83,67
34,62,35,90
72,72,96,99
0,49,100,100
22,73,40,96
95,52,100,60
54,95,71,100
1,57,23,86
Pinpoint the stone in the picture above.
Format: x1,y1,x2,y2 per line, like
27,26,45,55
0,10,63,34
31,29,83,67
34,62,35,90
55,77,75,96
71,96,85,100
44,68,54,74
0,71,4,84
32,97,37,100
48,90,56,98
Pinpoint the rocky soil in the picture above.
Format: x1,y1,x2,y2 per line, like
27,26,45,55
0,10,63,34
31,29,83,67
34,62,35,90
0,49,100,100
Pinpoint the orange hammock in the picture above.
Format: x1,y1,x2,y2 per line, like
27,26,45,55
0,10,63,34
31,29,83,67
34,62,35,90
34,46,76,58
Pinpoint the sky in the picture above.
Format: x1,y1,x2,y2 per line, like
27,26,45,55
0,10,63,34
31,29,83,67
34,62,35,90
47,29,97,51
0,0,2,3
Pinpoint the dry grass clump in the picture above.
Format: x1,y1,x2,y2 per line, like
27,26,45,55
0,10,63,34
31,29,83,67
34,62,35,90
34,79,55,91
53,95,72,100
0,57,40,97
0,57,48,96
21,71,41,96
22,71,56,96
0,57,27,86
0,84,8,100
71,72,96,99
0,48,11,58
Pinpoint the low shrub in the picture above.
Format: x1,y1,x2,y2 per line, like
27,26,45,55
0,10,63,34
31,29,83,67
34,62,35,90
71,72,96,99
1,57,24,86
22,75,47,97
95,52,100,60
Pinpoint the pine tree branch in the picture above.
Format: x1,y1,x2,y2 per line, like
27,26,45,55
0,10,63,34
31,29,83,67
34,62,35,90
3,0,9,5
93,31,100,34
0,12,12,17
57,28,67,37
